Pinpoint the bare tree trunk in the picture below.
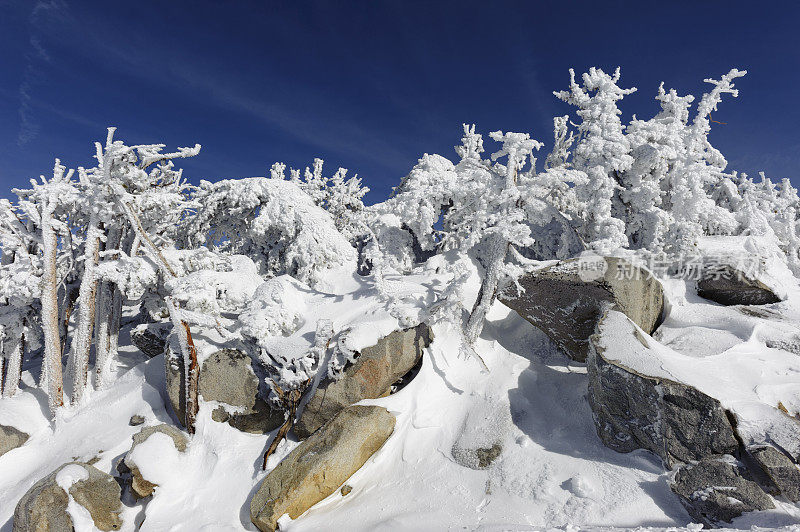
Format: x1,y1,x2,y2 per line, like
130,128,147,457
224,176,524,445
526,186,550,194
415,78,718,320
120,201,200,432
2,333,23,398
94,226,121,388
0,356,5,397
464,235,509,343
67,211,101,404
464,162,520,345
40,199,63,413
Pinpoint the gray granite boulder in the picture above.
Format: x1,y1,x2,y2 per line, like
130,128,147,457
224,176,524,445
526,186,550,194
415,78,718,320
131,322,172,358
0,424,29,458
697,265,782,306
670,457,774,526
13,462,122,531
294,323,432,439
499,256,664,362
588,310,739,468
120,424,188,499
166,347,284,434
750,445,800,501
250,405,395,532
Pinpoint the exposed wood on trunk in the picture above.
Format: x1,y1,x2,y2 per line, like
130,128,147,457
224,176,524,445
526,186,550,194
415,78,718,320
262,383,307,470
122,200,201,432
182,320,200,433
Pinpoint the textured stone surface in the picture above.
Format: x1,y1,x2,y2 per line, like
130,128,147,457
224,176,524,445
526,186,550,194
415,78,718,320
121,424,188,499
697,265,782,306
453,443,502,470
294,323,432,439
499,257,664,362
670,458,774,526
128,415,145,426
131,322,172,358
13,462,122,531
166,347,284,434
0,424,29,458
587,311,739,468
250,405,395,532
750,445,800,501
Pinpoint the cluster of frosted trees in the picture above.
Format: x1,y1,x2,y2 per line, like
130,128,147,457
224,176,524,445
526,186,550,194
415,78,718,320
1,67,797,422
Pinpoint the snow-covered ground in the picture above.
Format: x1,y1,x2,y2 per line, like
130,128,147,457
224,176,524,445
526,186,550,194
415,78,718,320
2,253,800,531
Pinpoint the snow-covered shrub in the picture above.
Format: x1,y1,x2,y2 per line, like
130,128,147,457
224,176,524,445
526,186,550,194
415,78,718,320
184,177,356,287
240,276,308,340
284,158,370,243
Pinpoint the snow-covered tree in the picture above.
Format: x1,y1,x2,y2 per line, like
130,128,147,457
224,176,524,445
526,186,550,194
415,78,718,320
555,67,636,253
8,160,80,411
185,177,356,287
287,159,370,243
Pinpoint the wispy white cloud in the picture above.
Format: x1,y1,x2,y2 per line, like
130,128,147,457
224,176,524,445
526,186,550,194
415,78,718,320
16,0,68,146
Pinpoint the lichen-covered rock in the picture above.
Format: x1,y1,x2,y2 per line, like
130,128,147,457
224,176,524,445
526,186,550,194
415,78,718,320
121,424,188,499
131,322,172,358
250,405,395,532
588,310,738,467
13,462,122,531
0,424,29,458
451,397,509,470
294,323,432,439
750,445,800,501
499,256,664,362
166,347,284,434
696,265,782,306
670,457,774,526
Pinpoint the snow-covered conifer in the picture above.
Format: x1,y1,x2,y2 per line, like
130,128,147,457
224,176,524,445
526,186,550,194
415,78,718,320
554,67,636,253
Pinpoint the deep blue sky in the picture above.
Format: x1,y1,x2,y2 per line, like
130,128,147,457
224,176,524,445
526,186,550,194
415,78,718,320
1,1,798,203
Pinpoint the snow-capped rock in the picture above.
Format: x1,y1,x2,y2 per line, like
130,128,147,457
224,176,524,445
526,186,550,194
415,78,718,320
131,322,172,358
696,264,783,306
499,256,664,362
13,462,122,531
294,323,432,439
669,457,774,526
0,424,28,458
588,309,738,466
250,405,395,532
121,424,188,499
165,347,284,434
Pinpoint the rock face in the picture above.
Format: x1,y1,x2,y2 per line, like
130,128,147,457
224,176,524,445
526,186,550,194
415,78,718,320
696,265,782,306
587,311,739,467
121,424,188,499
166,347,283,434
13,462,123,531
250,405,395,532
0,424,29,458
294,323,432,439
670,458,774,526
131,322,172,358
750,445,800,501
499,257,664,362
